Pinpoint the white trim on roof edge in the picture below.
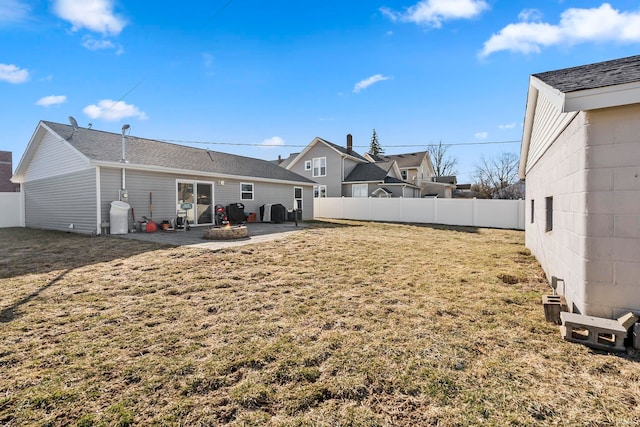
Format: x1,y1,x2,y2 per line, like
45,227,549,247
93,161,315,187
531,75,640,113
285,137,366,170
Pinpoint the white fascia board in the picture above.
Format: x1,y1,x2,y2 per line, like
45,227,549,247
519,83,539,180
530,76,565,112
284,137,323,170
390,161,402,177
93,161,315,186
343,180,383,184
564,81,640,112
286,137,366,170
285,137,344,170
12,121,92,182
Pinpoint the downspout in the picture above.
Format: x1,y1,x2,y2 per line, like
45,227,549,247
120,124,130,201
96,166,102,235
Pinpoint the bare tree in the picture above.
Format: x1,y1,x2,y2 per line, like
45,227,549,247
471,152,522,199
427,141,458,177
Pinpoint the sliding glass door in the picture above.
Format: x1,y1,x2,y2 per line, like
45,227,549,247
177,181,214,225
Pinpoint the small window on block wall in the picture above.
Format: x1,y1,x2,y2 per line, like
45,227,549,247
530,200,535,223
545,197,553,232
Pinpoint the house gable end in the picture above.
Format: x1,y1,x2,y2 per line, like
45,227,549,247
14,122,92,183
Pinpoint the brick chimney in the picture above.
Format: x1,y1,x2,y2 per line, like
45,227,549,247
346,134,353,154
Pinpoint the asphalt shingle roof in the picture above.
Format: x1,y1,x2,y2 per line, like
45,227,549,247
533,55,640,93
317,138,368,162
373,151,427,168
43,121,314,184
344,163,389,182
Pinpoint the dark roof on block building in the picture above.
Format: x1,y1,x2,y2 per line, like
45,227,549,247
533,55,640,93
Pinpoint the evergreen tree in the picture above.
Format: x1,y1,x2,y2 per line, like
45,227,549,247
369,129,384,156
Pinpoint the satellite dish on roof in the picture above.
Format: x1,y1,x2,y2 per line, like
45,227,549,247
68,116,79,131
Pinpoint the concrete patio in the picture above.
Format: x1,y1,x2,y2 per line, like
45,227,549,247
110,221,308,250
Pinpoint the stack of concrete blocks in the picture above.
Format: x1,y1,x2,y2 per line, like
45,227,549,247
560,312,637,352
542,294,568,325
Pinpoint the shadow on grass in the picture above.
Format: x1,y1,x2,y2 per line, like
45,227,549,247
302,219,364,230
0,227,169,280
312,218,482,234
404,222,482,234
0,269,69,323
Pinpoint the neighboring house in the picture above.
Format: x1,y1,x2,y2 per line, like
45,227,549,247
343,161,421,198
0,151,20,192
282,134,421,198
364,151,434,185
519,55,640,318
12,121,315,235
365,151,457,198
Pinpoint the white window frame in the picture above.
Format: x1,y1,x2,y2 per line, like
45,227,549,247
313,185,327,198
305,160,312,171
312,157,326,177
241,182,254,200
294,186,303,211
401,170,408,181
352,183,368,198
176,179,215,225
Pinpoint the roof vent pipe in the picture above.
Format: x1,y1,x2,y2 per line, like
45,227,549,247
346,134,353,154
121,124,130,164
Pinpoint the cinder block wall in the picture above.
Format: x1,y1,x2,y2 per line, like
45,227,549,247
582,105,640,317
525,112,589,315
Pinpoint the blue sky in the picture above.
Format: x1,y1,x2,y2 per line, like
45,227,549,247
2,0,640,183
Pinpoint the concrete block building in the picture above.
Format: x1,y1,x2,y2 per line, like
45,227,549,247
520,55,640,318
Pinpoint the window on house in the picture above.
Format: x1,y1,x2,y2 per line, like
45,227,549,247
545,196,553,232
531,200,535,223
314,185,327,198
352,183,368,197
401,170,408,180
294,187,303,211
312,157,326,177
305,160,311,171
241,182,254,200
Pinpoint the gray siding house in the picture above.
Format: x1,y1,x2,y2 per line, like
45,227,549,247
12,121,315,235
520,55,640,318
281,134,419,198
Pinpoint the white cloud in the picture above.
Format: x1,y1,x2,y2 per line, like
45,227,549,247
82,36,122,54
36,95,67,106
480,3,640,57
261,136,285,148
353,74,391,93
499,122,516,130
381,0,489,28
0,0,30,24
518,8,543,22
83,99,148,121
475,131,488,140
0,63,29,84
53,0,126,35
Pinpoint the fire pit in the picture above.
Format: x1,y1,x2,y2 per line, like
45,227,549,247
203,225,248,240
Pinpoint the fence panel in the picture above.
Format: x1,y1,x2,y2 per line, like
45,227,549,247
314,197,524,230
0,192,24,228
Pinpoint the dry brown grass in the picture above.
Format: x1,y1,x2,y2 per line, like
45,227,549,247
1,221,639,426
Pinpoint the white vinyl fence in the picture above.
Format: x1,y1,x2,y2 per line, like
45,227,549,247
314,197,526,230
0,192,24,228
